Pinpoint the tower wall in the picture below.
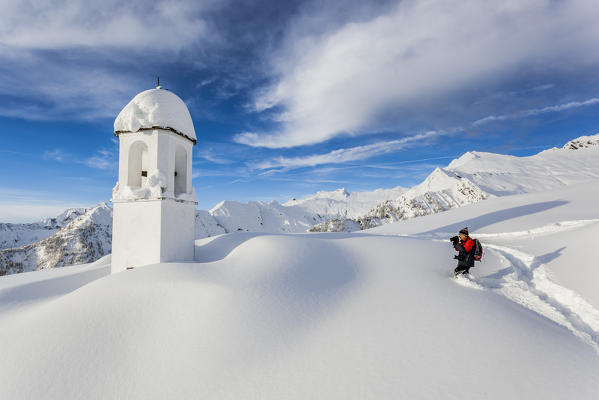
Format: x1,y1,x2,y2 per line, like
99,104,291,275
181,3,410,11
111,199,196,273
160,200,196,263
111,129,196,274
112,200,162,272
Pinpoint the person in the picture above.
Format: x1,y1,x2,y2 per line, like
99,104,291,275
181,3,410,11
450,227,475,277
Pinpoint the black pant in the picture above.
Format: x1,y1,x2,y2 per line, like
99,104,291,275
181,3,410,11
454,265,470,275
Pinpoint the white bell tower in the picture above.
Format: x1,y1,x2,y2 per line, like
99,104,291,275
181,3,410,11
110,86,197,273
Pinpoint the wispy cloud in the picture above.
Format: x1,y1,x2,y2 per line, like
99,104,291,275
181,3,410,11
238,0,599,148
43,149,67,162
252,130,450,170
85,150,116,170
472,97,599,126
195,149,233,164
42,147,117,171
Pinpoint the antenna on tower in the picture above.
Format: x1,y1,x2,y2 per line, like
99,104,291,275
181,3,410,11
156,75,162,89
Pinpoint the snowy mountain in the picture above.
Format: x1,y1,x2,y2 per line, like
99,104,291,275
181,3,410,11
284,186,407,218
1,179,599,399
0,203,112,275
0,207,90,250
198,186,407,236
311,133,599,231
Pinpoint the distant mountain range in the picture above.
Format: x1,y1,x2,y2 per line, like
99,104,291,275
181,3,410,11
0,204,113,275
1,133,598,275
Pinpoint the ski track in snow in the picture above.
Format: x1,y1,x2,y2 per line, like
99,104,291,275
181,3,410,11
479,245,599,353
444,220,599,353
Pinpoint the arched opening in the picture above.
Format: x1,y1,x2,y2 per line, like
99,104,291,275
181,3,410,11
174,146,187,195
128,141,149,187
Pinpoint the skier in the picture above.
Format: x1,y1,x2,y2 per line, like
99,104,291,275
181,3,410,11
450,227,475,277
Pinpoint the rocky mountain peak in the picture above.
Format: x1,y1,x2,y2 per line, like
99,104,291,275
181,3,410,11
563,133,599,150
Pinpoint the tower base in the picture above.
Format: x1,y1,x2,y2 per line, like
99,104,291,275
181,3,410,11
111,199,196,273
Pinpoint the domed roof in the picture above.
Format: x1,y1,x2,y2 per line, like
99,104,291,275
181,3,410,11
114,88,196,143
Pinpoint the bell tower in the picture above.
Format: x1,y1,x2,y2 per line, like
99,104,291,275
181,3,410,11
110,86,197,273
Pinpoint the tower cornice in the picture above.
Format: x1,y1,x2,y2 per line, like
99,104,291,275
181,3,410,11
114,126,197,145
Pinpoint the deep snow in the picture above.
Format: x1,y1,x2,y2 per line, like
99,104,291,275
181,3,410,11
1,180,598,399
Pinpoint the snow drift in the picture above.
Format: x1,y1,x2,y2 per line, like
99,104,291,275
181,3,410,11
1,180,599,399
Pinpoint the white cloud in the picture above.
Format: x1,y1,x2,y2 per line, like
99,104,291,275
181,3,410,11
250,93,599,172
0,0,213,51
0,0,223,121
472,97,599,126
238,0,599,148
252,129,448,170
0,54,147,120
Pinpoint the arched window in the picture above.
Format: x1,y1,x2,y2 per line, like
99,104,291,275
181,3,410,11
174,146,187,195
128,141,149,187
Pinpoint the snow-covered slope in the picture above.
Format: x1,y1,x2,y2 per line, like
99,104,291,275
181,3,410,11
312,133,599,231
284,186,406,218
446,135,599,196
365,180,599,353
1,180,598,399
0,203,112,275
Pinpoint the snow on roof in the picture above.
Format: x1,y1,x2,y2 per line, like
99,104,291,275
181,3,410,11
114,88,196,143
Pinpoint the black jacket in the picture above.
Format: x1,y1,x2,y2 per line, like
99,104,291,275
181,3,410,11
454,237,475,268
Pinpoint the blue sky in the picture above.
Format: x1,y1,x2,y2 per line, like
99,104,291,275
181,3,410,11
2,0,599,222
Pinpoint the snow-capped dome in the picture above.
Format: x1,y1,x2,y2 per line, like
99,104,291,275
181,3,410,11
114,88,196,143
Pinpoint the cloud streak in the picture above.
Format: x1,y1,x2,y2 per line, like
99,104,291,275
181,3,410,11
41,147,117,171
252,129,449,170
472,97,599,126
237,0,599,148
